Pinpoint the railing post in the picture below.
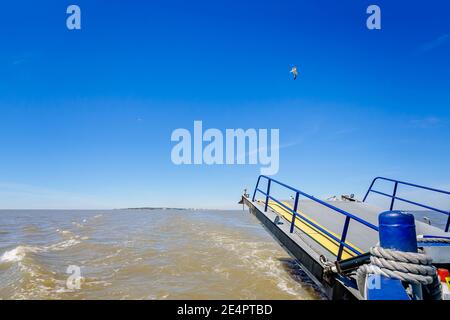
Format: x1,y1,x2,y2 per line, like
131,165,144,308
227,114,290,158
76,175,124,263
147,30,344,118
389,182,398,211
337,216,351,261
290,192,299,233
264,179,271,212
445,215,450,233
252,176,261,201
363,178,377,202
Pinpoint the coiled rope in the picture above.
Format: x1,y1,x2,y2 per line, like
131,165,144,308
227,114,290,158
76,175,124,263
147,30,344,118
417,236,450,244
356,244,442,300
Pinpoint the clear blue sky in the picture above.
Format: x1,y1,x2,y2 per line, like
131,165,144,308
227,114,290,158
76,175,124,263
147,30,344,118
0,1,449,209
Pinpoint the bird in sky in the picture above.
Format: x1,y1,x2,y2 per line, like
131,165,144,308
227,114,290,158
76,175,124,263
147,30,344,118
290,66,298,80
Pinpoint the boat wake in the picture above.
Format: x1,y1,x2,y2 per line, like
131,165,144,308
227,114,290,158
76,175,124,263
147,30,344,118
1,238,82,264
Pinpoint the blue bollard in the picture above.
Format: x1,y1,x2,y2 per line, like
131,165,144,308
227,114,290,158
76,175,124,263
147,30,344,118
379,211,418,252
366,211,418,300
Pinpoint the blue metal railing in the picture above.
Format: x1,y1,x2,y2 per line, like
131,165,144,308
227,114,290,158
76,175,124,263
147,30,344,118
362,177,450,232
252,175,379,261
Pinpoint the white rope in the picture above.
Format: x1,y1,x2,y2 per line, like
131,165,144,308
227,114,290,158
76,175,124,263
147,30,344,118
417,236,450,244
356,245,442,300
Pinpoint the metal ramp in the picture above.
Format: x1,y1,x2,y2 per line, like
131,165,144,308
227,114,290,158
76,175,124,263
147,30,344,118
262,199,378,260
241,175,450,299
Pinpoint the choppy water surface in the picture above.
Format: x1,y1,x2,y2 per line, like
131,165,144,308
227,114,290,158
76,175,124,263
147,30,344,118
0,209,322,300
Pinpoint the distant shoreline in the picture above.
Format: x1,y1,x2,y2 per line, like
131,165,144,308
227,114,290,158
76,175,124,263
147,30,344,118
120,207,188,211
0,207,241,212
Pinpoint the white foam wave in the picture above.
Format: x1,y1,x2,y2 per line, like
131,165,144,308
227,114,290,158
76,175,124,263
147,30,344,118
0,245,40,263
0,238,82,264
57,229,72,236
203,230,314,298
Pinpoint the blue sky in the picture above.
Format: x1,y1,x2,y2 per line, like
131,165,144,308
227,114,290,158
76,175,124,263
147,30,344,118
0,1,449,209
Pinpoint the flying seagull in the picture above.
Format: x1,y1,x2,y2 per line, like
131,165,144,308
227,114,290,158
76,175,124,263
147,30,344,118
290,66,298,80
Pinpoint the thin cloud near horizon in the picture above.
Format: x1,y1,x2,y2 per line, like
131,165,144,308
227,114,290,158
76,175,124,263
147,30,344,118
417,34,449,53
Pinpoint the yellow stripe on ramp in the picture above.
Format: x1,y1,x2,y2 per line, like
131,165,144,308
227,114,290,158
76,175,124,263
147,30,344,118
262,200,363,260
